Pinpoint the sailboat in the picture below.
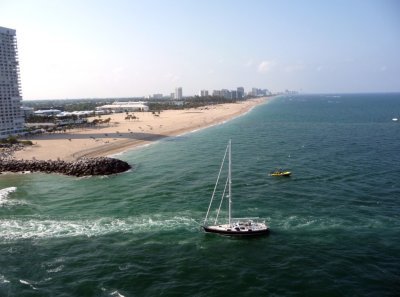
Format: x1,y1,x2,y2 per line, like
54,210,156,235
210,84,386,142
202,140,270,237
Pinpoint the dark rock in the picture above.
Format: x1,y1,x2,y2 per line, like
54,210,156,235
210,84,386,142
0,157,131,176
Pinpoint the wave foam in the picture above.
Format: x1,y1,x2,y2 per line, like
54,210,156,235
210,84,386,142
19,279,38,290
0,187,18,206
281,215,342,231
0,274,10,284
0,216,199,241
110,290,125,297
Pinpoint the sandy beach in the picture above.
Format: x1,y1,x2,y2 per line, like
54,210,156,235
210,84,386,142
13,97,271,161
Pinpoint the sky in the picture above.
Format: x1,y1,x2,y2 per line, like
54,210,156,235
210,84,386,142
1,0,399,99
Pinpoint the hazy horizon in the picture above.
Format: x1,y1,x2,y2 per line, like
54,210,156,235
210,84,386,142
1,0,399,100
19,91,400,102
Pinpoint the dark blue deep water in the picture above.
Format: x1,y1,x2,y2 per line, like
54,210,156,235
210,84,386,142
1,93,399,296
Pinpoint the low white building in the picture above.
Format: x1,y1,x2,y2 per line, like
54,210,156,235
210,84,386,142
56,111,94,117
34,109,61,116
97,101,149,113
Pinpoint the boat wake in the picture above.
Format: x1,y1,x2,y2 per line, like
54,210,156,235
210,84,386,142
0,215,199,241
279,215,388,233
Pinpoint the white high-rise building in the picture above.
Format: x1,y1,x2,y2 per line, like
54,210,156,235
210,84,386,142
0,26,24,138
175,87,182,100
199,90,209,97
237,87,244,99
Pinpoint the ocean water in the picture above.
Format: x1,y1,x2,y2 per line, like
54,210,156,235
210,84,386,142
0,93,399,297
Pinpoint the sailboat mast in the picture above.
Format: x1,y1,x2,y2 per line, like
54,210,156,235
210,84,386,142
228,139,232,226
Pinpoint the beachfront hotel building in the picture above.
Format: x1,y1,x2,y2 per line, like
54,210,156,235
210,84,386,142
0,26,24,139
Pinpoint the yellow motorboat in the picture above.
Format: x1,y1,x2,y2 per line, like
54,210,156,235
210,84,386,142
269,170,292,177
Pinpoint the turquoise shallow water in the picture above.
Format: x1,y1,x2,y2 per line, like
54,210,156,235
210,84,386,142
1,93,399,296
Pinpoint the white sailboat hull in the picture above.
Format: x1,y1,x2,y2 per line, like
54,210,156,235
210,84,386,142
203,220,270,237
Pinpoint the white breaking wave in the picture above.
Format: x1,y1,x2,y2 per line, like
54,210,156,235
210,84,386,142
101,287,126,297
0,274,10,284
19,279,38,290
46,265,64,273
0,187,18,206
110,290,125,297
0,216,199,241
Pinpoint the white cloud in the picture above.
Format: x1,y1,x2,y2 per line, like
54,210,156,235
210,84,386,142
257,60,275,73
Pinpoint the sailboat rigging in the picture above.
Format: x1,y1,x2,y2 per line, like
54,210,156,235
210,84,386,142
202,140,270,237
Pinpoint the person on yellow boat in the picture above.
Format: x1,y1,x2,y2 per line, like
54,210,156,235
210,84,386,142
269,169,291,177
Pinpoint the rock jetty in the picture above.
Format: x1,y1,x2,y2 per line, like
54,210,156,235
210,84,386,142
0,157,131,177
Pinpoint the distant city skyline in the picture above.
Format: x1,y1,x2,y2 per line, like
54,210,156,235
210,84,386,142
146,85,275,100
1,0,399,100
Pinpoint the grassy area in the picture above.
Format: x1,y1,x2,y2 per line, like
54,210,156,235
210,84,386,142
0,136,33,146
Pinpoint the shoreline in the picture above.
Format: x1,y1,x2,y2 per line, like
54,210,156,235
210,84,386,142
11,97,274,161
